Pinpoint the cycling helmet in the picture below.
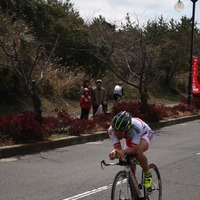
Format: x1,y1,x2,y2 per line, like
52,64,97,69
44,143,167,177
112,111,131,132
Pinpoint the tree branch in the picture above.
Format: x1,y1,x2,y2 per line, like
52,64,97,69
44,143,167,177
36,34,60,85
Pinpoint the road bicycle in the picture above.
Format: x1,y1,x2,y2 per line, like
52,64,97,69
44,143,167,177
101,155,162,200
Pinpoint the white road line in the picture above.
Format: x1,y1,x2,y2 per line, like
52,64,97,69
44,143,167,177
63,184,112,200
64,180,127,200
0,157,18,162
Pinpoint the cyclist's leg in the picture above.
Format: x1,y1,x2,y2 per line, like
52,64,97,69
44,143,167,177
124,143,137,176
130,164,136,176
135,139,149,172
136,140,153,188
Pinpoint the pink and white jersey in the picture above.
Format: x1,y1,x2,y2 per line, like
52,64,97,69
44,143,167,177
108,117,153,148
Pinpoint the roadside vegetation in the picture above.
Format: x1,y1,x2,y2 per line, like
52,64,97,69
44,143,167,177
0,99,200,146
0,0,200,146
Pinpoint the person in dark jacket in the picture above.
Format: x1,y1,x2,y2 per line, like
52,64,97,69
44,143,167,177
91,79,106,116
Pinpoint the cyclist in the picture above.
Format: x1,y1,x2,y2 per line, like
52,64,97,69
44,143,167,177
108,111,153,188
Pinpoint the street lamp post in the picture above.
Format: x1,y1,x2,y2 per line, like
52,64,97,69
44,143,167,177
174,0,198,105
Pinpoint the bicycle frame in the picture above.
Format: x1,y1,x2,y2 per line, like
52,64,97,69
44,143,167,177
128,165,144,198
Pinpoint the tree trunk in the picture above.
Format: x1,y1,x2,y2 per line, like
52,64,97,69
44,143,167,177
28,81,43,123
139,66,149,108
139,85,149,112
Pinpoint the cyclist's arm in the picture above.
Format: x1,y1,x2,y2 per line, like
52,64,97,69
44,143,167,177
110,143,138,159
116,124,142,158
109,144,122,160
119,146,137,156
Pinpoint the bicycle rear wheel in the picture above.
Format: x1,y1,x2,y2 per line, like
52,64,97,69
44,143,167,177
111,171,136,200
143,163,162,200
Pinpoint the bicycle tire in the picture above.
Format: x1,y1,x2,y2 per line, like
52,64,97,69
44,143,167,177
111,170,137,200
143,163,162,200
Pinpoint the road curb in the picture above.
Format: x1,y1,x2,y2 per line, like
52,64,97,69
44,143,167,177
0,132,109,159
150,114,200,129
0,115,200,159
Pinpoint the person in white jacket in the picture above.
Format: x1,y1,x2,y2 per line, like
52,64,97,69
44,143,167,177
95,98,108,115
113,82,123,103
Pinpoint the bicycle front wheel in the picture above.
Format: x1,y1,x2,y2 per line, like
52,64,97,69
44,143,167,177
111,171,136,200
144,163,162,200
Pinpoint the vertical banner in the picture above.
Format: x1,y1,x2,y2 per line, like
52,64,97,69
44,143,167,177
192,56,200,94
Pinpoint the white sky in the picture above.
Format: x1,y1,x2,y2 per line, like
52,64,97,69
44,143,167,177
69,0,200,27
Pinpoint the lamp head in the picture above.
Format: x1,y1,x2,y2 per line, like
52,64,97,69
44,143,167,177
174,0,184,12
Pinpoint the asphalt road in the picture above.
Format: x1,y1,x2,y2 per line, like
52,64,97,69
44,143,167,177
1,119,200,200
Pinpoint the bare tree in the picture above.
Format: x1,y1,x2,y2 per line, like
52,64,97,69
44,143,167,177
0,15,59,122
88,15,161,106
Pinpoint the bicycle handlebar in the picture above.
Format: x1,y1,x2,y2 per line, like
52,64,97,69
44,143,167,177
101,154,138,170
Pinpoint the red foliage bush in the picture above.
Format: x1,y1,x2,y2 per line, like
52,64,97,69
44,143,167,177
170,103,194,114
112,101,167,122
0,112,55,143
53,109,96,135
53,109,72,132
93,114,113,129
0,110,97,144
113,100,200,122
68,118,96,136
0,99,200,146
193,97,200,109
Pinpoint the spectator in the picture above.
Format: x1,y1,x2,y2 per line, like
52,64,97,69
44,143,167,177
92,79,106,116
80,79,93,96
80,88,92,120
113,82,124,103
95,98,109,115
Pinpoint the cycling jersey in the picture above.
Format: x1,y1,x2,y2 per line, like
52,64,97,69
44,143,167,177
108,117,153,149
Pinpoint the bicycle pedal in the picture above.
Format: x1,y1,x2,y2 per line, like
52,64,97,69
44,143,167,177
147,187,152,192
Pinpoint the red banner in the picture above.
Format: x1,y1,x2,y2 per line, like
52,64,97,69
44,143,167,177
192,56,200,94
